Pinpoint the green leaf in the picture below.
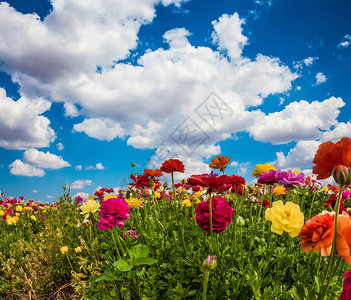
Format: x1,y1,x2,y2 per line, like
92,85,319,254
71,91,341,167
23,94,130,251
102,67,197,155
129,244,149,260
113,259,133,271
134,257,158,266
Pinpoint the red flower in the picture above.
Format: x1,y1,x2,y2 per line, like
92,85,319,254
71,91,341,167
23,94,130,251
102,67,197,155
94,190,105,198
341,269,351,300
187,175,208,188
143,169,163,178
160,159,185,173
98,197,130,230
259,199,270,207
130,175,161,189
202,175,228,189
195,196,234,234
299,213,335,256
324,193,345,213
312,137,351,180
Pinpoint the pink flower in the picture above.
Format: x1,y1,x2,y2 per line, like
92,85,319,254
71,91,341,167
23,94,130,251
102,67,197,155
122,230,138,239
275,170,305,188
258,169,277,185
98,198,130,230
341,269,351,300
195,196,234,234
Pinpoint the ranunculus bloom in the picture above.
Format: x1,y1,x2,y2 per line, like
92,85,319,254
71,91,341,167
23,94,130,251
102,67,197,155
125,197,143,209
123,230,138,239
273,186,286,195
341,269,351,300
195,196,234,234
98,197,130,230
275,170,305,188
160,159,185,173
336,211,351,264
324,193,346,213
80,197,100,219
265,200,304,238
312,137,351,180
144,169,163,178
252,163,276,178
299,213,335,256
259,199,270,207
258,169,277,185
209,156,230,172
202,175,228,189
60,246,69,255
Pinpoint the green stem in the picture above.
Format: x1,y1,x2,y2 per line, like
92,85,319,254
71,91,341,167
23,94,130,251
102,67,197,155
307,190,318,220
112,226,122,260
317,184,344,300
202,270,210,300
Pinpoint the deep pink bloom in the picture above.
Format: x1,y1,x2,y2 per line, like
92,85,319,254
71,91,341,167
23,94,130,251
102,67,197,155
75,196,84,204
98,198,130,230
258,169,277,185
6,208,12,215
19,196,24,200
122,230,138,239
10,198,18,205
275,170,305,188
341,269,351,300
195,196,234,234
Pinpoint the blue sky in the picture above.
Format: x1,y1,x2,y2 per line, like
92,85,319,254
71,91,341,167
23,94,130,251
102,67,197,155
0,0,350,202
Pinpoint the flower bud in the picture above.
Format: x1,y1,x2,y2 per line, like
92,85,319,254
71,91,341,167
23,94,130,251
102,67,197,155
202,255,217,270
236,216,245,226
149,178,155,188
333,165,351,186
163,182,168,189
131,162,136,167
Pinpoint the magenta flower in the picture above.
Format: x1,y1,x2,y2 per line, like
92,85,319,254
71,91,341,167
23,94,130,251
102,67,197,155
275,170,305,188
122,230,138,239
341,270,351,300
98,198,130,230
75,196,84,204
258,169,277,185
195,196,234,234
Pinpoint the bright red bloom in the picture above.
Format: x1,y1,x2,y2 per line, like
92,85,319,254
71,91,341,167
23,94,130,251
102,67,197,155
341,269,351,300
312,137,351,180
187,175,208,188
195,196,234,234
299,213,335,256
143,169,163,178
202,175,228,189
324,193,345,213
98,197,130,230
94,190,105,198
259,199,270,207
130,175,161,189
160,159,185,173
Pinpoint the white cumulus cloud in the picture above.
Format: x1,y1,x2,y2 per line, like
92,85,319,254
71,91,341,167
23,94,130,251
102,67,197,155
23,148,71,169
315,72,327,85
71,179,92,189
9,159,45,177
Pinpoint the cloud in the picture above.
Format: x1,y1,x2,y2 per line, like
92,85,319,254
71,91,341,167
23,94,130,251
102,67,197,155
86,163,105,170
75,165,82,171
57,142,64,151
315,72,327,85
74,192,90,199
338,34,351,48
32,190,38,193
247,97,344,144
46,195,55,199
64,103,79,117
74,118,125,141
23,148,71,169
211,13,248,62
0,88,55,150
293,57,318,70
71,179,92,189
9,160,45,177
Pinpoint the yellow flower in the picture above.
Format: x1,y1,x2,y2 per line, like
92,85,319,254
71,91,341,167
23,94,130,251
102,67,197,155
30,215,37,221
125,197,143,209
252,163,276,178
23,206,31,212
292,170,301,175
80,199,100,219
265,200,304,237
0,210,5,216
273,186,286,195
322,186,329,193
75,246,83,253
60,246,69,254
6,215,19,225
15,212,20,217
195,191,203,198
15,206,22,212
154,192,161,199
103,193,115,202
182,199,192,207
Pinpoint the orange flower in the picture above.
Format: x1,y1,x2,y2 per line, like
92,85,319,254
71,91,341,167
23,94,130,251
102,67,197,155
209,156,230,172
143,169,163,178
312,137,351,180
299,213,335,256
337,211,351,264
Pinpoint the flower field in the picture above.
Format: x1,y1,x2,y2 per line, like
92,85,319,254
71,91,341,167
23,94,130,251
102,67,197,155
1,138,351,299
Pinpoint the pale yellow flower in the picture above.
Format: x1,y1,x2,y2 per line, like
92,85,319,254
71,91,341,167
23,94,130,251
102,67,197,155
23,206,31,212
273,186,286,195
125,197,143,209
30,215,37,221
15,206,22,212
265,200,304,237
252,163,276,178
80,199,100,219
60,246,69,254
0,210,5,216
75,246,83,253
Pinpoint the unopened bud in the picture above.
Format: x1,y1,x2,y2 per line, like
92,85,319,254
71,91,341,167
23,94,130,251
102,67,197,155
131,162,136,168
163,182,168,189
202,255,217,270
333,165,351,186
236,216,245,226
149,178,155,188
